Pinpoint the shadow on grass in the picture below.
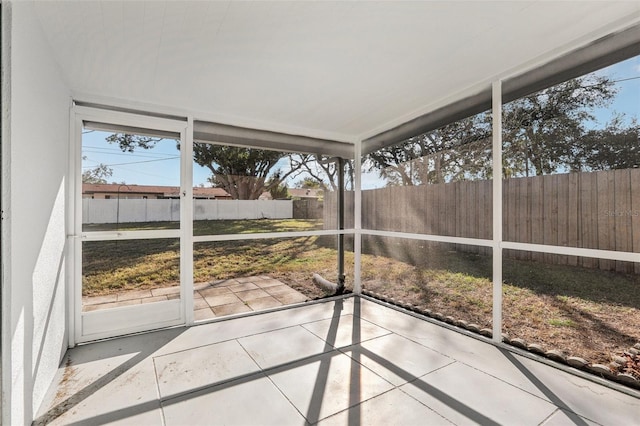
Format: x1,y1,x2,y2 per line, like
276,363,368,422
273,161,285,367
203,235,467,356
361,235,492,279
361,235,640,310
83,219,327,294
84,219,323,234
84,231,338,296
503,258,640,309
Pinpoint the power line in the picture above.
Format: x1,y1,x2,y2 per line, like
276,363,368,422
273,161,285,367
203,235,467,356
612,76,640,84
82,156,180,168
83,148,179,160
115,165,179,183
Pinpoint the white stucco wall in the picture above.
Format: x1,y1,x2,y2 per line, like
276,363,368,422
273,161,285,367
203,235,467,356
2,2,71,424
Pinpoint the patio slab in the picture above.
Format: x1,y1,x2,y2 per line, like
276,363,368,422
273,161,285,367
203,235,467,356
340,333,454,386
301,314,391,349
246,295,283,311
268,350,395,424
317,388,453,426
212,301,252,316
238,326,330,369
82,275,310,319
38,296,640,425
400,362,558,425
154,339,260,398
193,307,216,321
162,373,306,426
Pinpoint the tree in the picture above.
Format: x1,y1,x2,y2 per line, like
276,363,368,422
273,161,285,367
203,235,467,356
366,74,623,183
295,176,324,189
289,154,354,191
107,134,302,199
267,171,290,199
502,74,617,176
82,158,113,184
365,112,492,185
572,116,640,171
194,145,300,199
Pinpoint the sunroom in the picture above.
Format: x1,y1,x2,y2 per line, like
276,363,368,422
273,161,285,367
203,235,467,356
2,1,640,424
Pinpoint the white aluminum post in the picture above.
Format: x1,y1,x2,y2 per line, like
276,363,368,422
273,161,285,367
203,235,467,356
71,111,83,347
492,80,503,342
354,140,362,294
182,118,194,325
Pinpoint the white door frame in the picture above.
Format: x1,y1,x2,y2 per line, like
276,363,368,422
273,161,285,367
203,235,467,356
69,105,193,345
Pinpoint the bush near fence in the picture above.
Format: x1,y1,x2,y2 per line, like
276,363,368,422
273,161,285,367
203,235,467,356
292,199,323,220
325,168,640,272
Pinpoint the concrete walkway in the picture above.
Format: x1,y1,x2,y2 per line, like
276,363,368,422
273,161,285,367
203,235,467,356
83,276,309,320
38,296,640,425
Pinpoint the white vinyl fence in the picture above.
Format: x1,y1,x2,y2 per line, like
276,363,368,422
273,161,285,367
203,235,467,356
82,199,293,224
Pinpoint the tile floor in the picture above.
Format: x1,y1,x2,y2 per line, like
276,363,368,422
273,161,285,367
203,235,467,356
82,276,309,321
37,296,640,425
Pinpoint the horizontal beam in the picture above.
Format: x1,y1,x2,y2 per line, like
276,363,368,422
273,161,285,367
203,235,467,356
194,121,355,159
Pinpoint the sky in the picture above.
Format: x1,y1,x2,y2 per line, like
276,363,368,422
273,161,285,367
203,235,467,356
593,54,640,126
82,55,639,190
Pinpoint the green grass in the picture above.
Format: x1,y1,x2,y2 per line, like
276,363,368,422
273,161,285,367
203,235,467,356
548,319,577,328
83,219,334,296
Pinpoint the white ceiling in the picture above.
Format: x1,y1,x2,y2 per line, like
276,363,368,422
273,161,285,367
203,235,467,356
34,1,640,143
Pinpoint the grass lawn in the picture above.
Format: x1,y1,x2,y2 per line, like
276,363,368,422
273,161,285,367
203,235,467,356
83,219,336,298
82,219,640,378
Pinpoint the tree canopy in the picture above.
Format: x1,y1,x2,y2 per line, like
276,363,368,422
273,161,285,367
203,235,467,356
193,145,296,199
106,134,304,199
366,74,637,185
82,157,113,184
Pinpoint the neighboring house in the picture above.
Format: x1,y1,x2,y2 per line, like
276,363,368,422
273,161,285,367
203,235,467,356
259,188,324,200
82,183,232,200
288,188,324,199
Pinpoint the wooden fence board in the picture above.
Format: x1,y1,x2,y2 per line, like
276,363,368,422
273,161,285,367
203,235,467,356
557,173,569,265
437,184,444,235
448,182,457,236
544,175,558,263
580,172,597,268
426,184,434,235
631,169,640,274
504,178,514,242
521,177,532,261
531,176,544,262
567,172,579,266
614,169,632,273
332,169,638,272
597,171,615,270
455,181,463,250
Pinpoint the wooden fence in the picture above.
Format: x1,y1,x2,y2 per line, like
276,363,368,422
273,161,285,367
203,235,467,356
325,168,640,273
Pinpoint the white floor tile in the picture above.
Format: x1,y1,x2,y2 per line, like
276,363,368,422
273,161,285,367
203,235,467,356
153,299,353,357
41,358,161,425
401,362,557,425
514,355,640,426
162,373,306,426
318,388,453,426
154,340,260,398
341,333,454,386
268,351,394,424
301,314,391,348
238,325,329,369
539,408,601,426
